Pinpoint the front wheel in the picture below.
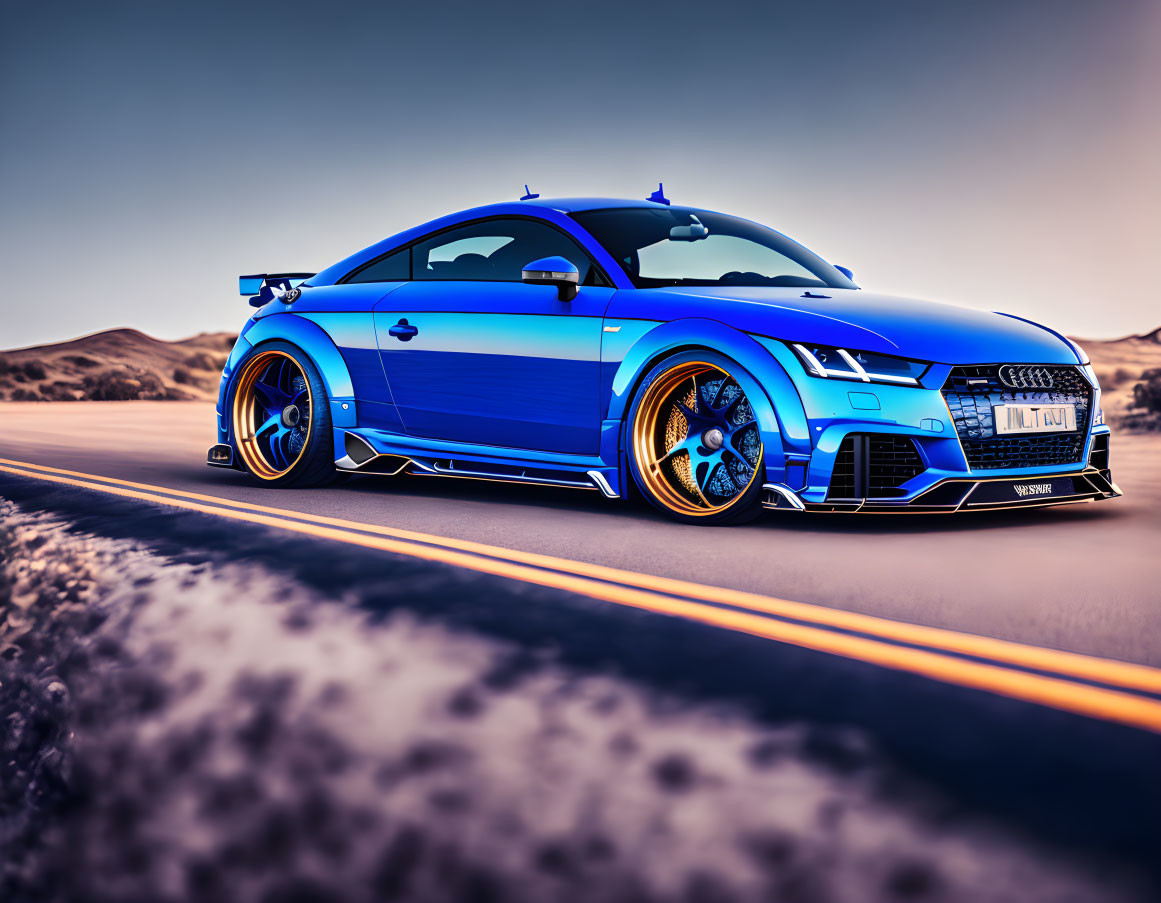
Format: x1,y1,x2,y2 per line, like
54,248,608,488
229,341,339,488
626,352,766,525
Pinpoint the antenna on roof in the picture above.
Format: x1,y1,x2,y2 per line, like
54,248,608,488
520,184,540,201
646,182,670,206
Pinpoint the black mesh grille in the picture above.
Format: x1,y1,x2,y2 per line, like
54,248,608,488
828,438,857,499
827,434,926,500
941,365,1092,470
868,435,925,495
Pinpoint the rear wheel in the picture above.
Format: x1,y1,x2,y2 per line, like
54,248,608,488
627,353,765,524
229,342,338,487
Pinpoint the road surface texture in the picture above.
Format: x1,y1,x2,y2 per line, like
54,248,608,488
3,400,1161,902
1,401,1158,664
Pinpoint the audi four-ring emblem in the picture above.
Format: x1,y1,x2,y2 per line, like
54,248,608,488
998,365,1055,390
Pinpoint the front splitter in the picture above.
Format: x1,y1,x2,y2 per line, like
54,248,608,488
764,468,1121,514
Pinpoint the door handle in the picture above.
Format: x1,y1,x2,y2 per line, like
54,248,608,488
389,319,418,341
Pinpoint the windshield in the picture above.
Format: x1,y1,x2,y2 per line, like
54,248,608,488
571,207,856,290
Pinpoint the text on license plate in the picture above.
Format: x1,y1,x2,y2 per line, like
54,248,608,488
993,403,1077,435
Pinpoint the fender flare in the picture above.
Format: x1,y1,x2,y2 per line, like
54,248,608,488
217,314,357,444
607,319,813,483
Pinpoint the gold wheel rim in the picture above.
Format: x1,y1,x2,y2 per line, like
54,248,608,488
632,361,763,517
231,350,313,480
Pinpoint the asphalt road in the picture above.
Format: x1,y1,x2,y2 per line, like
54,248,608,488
6,398,1161,893
2,400,1159,666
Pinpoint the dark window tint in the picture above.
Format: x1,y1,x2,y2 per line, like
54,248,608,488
346,248,409,283
412,218,598,284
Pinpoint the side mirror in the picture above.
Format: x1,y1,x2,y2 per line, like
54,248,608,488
522,256,579,301
834,265,855,282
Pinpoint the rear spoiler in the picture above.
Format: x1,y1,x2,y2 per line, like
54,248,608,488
239,272,315,308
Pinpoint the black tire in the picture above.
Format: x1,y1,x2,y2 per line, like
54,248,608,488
625,350,766,525
227,340,340,488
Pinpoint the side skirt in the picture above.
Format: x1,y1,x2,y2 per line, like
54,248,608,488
333,431,621,498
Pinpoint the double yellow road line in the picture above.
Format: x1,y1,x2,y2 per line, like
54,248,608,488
3,456,1161,733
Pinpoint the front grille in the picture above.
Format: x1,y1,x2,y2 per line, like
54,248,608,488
941,365,1092,470
827,434,925,500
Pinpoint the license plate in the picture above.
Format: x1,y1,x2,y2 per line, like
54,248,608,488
993,403,1076,435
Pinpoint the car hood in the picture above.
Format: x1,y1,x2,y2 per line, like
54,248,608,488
618,287,1081,365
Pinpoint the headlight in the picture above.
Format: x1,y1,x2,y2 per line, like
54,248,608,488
788,343,929,386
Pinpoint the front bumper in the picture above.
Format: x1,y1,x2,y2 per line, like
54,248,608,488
755,340,1122,513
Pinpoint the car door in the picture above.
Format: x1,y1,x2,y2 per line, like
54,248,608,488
373,216,614,456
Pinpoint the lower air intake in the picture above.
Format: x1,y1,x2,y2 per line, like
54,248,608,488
827,434,926,501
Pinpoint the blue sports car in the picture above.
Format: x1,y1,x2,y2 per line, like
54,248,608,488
209,186,1120,524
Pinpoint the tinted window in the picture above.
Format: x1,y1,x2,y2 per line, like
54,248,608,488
412,218,598,284
345,248,409,283
571,207,855,290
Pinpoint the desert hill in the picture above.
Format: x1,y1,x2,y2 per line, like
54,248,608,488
0,328,235,402
1077,328,1161,429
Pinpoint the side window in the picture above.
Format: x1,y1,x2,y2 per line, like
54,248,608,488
345,248,409,284
412,218,601,284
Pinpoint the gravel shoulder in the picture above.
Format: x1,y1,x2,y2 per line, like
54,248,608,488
1,496,1156,903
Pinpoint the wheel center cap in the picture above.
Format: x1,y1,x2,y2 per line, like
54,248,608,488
702,427,725,451
281,405,301,428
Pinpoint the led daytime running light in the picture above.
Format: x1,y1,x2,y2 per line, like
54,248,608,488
790,343,923,386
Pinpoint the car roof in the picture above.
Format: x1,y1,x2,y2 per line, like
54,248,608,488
439,197,681,221
516,197,668,213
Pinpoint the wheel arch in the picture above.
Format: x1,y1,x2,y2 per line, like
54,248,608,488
218,314,357,445
608,319,812,485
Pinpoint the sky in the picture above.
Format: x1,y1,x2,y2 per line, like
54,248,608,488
1,0,1158,349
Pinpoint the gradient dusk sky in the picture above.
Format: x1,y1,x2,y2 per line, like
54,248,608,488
1,0,1158,349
